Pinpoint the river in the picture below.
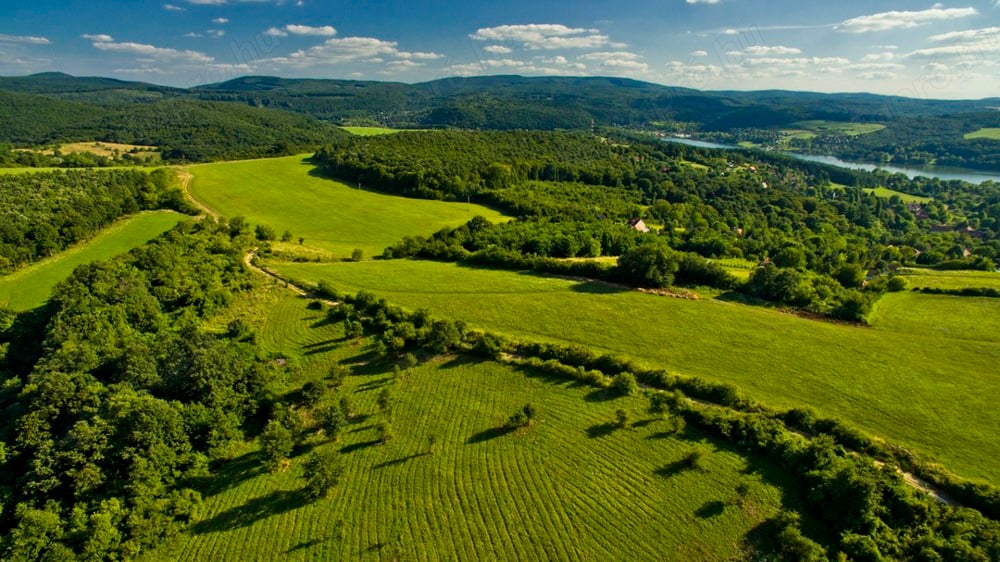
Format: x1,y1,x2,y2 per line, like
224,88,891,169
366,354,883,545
663,137,1000,185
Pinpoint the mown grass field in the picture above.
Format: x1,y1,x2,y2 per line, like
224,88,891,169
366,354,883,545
341,126,412,136
792,120,886,136
148,286,795,561
863,187,933,203
269,259,1000,482
964,127,1000,140
0,165,140,175
187,155,506,257
0,211,185,310
898,268,1000,291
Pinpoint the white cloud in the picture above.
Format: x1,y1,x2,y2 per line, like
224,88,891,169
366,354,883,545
264,27,287,37
578,51,648,73
857,71,898,80
81,34,113,42
258,36,442,67
690,50,708,57
686,0,721,3
208,29,225,38
0,34,51,45
285,24,337,36
836,7,978,33
212,17,229,24
445,56,588,77
861,52,896,62
875,44,898,50
163,4,185,11
115,67,166,74
484,45,513,54
184,32,204,38
929,26,999,42
730,45,802,56
91,39,213,63
469,23,623,50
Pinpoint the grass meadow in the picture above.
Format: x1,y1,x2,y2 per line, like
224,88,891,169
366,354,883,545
341,126,416,136
187,155,506,257
269,259,1000,482
899,268,1000,291
964,128,1000,140
147,284,796,561
0,211,185,310
792,121,886,136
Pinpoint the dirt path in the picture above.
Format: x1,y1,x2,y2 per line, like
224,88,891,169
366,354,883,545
175,169,218,219
243,250,338,306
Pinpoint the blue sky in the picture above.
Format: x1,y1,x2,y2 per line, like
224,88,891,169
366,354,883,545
0,1,998,98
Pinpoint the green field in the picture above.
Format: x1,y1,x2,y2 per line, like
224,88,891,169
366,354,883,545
899,267,1000,291
0,165,140,175
269,259,1000,482
964,127,1000,140
341,126,411,136
148,288,794,561
863,187,933,203
792,120,886,136
0,211,185,310
187,155,506,257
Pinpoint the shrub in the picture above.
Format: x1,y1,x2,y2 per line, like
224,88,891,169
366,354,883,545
612,372,639,396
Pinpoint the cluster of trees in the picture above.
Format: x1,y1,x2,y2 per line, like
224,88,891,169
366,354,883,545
0,169,195,273
324,130,997,319
0,219,279,560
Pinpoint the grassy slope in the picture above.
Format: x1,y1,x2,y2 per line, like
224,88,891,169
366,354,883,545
0,211,184,310
148,286,792,561
793,121,886,136
270,259,1000,482
187,155,506,257
863,187,933,203
0,166,140,175
341,126,408,136
964,128,1000,140
899,268,1000,291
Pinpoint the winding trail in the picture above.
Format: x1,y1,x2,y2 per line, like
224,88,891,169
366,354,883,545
175,168,218,219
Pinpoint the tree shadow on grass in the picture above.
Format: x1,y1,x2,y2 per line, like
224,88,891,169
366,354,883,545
438,354,481,370
584,388,619,402
466,425,516,444
192,450,264,499
191,489,307,534
695,500,727,519
372,453,426,470
570,281,629,294
507,362,588,390
355,377,392,393
586,422,619,439
340,439,381,454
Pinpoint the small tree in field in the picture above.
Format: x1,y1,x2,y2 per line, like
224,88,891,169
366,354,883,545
260,420,293,472
302,449,343,500
351,248,364,261
322,404,347,442
615,409,630,429
506,403,537,429
612,372,639,397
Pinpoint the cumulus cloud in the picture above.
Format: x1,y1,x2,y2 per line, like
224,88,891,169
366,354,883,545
907,26,1000,58
285,24,337,36
264,27,288,37
212,17,229,24
90,38,213,63
929,26,1000,42
836,6,978,33
690,50,708,57
82,34,114,42
258,36,442,68
483,45,513,54
0,34,51,45
163,4,185,11
469,23,624,50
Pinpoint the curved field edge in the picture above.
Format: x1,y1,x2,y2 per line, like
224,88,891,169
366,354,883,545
0,210,185,310
145,287,797,562
184,155,507,257
268,259,1000,483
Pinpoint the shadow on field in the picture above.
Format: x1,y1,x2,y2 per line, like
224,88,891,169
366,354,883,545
570,281,629,294
439,354,481,370
191,489,307,534
695,500,727,518
194,451,265,498
341,439,381,453
584,388,619,402
586,422,619,438
373,453,426,469
355,377,392,393
467,425,517,444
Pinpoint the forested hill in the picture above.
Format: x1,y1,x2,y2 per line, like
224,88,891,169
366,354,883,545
1,72,998,169
0,92,348,162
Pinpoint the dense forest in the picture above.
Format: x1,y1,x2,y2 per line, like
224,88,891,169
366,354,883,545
0,169,194,274
314,130,998,321
0,219,277,560
0,92,347,162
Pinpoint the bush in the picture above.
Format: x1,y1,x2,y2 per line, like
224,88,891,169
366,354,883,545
302,449,343,500
612,372,639,396
255,224,277,241
350,248,364,261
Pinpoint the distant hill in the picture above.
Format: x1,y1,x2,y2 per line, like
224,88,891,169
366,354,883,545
1,72,998,169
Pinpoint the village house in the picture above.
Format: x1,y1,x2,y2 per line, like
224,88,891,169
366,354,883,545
627,217,650,233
